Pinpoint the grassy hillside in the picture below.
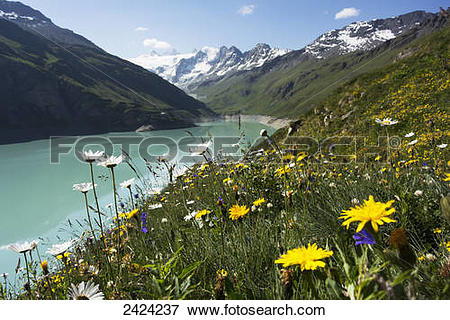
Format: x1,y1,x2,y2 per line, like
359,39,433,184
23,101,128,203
0,19,213,143
196,13,447,118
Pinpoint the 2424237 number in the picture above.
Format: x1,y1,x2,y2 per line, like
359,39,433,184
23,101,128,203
123,304,179,316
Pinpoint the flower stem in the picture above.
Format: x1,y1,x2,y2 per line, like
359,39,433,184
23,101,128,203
22,253,32,299
128,187,134,209
89,162,104,237
83,192,97,242
110,167,122,279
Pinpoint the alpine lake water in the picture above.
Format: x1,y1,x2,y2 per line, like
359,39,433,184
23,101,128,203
0,120,275,278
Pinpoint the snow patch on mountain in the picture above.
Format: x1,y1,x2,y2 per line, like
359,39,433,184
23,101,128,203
130,44,290,89
0,9,36,21
304,10,433,59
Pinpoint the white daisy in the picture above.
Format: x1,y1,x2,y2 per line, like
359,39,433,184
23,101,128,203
46,240,75,256
73,182,96,193
97,155,124,168
405,132,415,138
375,118,398,126
184,211,197,221
408,139,418,146
8,240,39,254
148,204,163,210
437,144,448,149
1,273,8,279
120,178,135,189
68,281,104,300
414,190,423,197
260,129,268,137
81,150,105,163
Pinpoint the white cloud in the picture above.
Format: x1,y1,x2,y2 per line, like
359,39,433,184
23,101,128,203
335,7,360,20
238,4,255,16
143,38,172,50
135,27,149,32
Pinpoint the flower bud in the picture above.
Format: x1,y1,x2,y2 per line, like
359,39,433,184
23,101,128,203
440,195,450,224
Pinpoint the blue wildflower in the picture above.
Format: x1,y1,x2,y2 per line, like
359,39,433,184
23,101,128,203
141,211,148,233
353,229,376,246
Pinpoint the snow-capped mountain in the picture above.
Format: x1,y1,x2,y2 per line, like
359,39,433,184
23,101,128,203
304,10,435,59
130,43,291,90
0,0,97,48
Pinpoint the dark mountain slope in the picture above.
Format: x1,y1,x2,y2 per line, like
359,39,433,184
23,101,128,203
0,18,213,144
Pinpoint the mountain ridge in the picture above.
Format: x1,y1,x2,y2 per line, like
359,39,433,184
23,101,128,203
0,2,214,144
130,43,291,90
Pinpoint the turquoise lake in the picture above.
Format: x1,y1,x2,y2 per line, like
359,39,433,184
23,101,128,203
0,121,274,277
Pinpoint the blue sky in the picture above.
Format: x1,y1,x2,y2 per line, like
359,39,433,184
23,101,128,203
19,0,447,58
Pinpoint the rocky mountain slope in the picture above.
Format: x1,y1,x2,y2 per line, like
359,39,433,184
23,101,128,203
194,9,447,117
0,1,213,144
130,43,290,90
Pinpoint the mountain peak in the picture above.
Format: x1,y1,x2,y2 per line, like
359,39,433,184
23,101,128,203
304,10,435,59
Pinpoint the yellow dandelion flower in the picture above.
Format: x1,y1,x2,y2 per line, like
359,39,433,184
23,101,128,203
296,153,308,162
275,243,333,271
275,165,291,177
229,204,249,220
216,269,228,277
195,209,211,220
433,228,442,234
126,208,139,219
444,173,450,182
56,252,71,260
339,195,396,232
223,177,233,184
253,198,266,207
282,154,295,161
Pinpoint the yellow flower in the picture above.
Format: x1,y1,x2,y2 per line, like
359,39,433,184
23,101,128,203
296,153,308,162
223,178,233,184
418,255,425,262
339,195,396,232
126,208,139,219
444,173,450,182
229,204,250,220
56,252,71,260
282,154,295,161
195,209,211,220
253,198,266,207
41,260,49,275
433,228,442,234
275,243,333,271
275,165,291,177
216,269,228,277
375,155,382,161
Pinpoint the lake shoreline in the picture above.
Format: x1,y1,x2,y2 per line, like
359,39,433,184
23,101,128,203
197,114,291,130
